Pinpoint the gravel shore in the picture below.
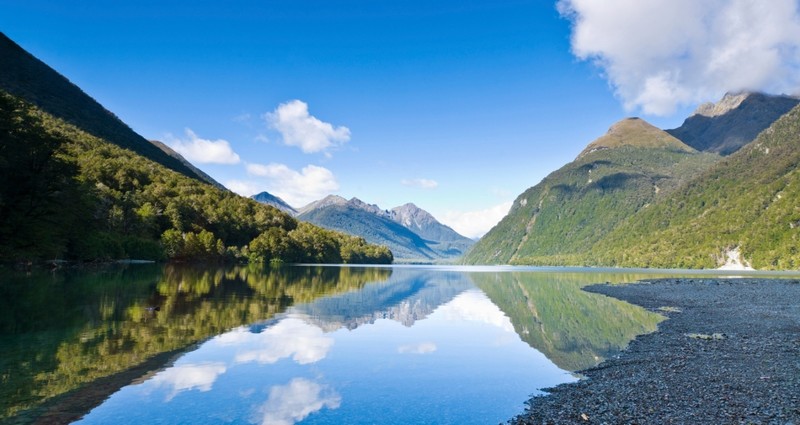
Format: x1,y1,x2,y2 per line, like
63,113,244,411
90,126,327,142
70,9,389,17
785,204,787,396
511,278,800,425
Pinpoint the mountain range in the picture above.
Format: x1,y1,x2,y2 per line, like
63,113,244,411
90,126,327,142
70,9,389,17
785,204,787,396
251,194,474,262
466,92,800,269
5,27,800,270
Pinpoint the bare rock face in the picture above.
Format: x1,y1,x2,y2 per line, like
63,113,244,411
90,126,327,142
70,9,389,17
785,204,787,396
692,92,750,118
668,92,799,155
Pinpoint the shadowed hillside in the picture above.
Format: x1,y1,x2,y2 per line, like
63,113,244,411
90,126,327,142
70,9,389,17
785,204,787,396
0,32,213,185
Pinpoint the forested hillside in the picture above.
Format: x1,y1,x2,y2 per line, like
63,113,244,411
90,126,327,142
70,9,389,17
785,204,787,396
593,103,800,269
464,118,719,265
0,91,392,264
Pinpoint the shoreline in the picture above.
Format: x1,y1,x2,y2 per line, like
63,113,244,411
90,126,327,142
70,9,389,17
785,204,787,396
511,278,800,424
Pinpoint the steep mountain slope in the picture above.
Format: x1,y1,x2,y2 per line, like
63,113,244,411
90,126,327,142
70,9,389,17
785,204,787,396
298,197,473,261
464,118,719,265
594,103,800,269
667,92,799,155
390,203,474,255
251,191,298,215
0,32,213,185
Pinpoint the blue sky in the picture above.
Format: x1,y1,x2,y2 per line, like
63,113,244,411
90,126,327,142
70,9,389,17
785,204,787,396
3,0,799,237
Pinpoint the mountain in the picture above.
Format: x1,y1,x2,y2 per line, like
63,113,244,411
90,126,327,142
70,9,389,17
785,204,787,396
251,191,298,215
298,197,439,261
390,203,475,254
667,92,799,155
298,197,473,262
579,117,696,157
592,102,800,269
466,92,800,269
297,195,349,214
463,117,719,265
0,33,215,186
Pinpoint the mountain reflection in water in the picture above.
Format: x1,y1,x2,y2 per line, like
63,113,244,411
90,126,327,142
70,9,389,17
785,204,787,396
1,265,668,424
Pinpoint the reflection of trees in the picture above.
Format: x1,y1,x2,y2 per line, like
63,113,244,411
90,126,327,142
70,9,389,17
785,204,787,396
0,265,390,421
471,272,664,371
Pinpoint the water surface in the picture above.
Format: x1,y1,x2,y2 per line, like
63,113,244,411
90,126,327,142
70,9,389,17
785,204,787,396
3,264,781,424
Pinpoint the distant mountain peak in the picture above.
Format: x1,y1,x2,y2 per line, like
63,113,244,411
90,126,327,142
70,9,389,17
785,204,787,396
297,195,347,214
692,92,752,118
391,203,434,228
578,117,694,159
251,191,297,215
668,92,800,155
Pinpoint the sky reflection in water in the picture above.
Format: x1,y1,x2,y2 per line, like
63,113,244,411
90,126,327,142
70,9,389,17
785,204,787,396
74,268,589,424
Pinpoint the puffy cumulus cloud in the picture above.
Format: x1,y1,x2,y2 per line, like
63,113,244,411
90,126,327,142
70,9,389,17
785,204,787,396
397,342,437,354
167,128,241,164
265,100,351,154
558,0,800,115
233,318,334,365
255,378,341,425
440,201,513,239
243,163,339,207
401,178,439,189
149,362,227,401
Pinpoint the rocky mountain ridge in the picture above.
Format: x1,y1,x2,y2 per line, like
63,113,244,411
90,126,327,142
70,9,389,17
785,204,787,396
292,195,474,262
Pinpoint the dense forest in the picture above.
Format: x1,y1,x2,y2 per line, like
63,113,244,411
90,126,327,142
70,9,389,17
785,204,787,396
0,91,392,264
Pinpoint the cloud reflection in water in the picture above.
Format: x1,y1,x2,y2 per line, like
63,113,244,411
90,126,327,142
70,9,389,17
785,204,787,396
254,378,341,425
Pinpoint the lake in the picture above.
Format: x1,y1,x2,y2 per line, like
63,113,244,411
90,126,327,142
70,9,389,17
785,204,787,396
1,264,789,424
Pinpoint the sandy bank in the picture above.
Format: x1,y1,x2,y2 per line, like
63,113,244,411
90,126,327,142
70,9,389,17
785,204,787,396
511,278,800,424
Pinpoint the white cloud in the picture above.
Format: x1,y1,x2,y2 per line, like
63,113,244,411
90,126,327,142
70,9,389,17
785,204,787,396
440,201,513,239
401,178,439,189
167,128,241,164
558,0,800,115
149,362,227,401
255,378,341,425
225,179,264,197
242,163,339,207
397,342,437,354
233,318,334,365
265,100,351,153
